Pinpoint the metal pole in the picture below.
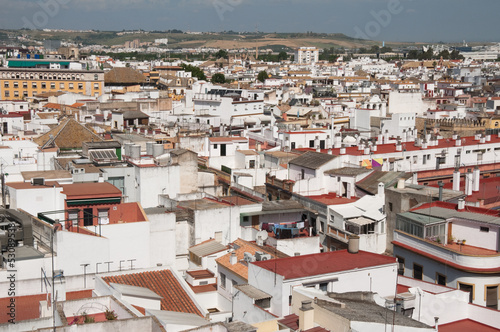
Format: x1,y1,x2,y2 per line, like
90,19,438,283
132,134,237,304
51,227,55,332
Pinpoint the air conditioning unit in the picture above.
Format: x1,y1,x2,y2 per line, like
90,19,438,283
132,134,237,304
255,251,271,261
243,252,255,263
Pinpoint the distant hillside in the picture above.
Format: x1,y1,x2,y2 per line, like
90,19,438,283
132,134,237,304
0,29,419,50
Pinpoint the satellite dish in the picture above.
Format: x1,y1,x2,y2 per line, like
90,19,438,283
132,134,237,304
257,230,269,241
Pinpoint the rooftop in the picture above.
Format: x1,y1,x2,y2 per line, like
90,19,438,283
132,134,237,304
289,151,336,170
61,182,122,198
102,269,202,316
252,250,396,280
319,292,430,328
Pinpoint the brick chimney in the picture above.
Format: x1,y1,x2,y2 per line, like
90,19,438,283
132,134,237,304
299,300,314,331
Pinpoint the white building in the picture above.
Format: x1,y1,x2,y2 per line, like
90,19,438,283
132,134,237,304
294,47,319,65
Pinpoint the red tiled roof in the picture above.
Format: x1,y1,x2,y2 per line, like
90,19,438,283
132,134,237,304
306,193,358,205
284,131,326,135
306,135,500,157
411,201,500,217
0,290,93,324
209,137,248,143
438,319,500,332
393,241,500,273
188,284,217,294
132,305,146,315
252,250,396,280
102,270,202,316
279,314,299,330
61,182,122,199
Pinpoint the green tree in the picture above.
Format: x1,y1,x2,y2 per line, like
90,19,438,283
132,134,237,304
181,63,207,81
215,49,228,59
437,50,450,59
211,73,226,84
380,46,392,53
257,70,268,83
278,51,288,61
450,50,464,60
407,50,419,59
369,45,380,54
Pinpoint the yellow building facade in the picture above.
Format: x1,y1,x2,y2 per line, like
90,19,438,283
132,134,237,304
0,68,104,100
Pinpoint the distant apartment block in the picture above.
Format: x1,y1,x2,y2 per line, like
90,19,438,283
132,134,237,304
294,47,319,64
0,59,104,100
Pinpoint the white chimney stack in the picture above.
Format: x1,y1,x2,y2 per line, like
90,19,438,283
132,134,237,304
230,252,237,265
472,166,480,192
453,168,461,192
465,170,473,196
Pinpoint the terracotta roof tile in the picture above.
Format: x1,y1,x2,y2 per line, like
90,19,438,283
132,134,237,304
216,239,288,281
253,250,396,280
102,270,202,316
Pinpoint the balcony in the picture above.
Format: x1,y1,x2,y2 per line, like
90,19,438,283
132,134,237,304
393,231,500,272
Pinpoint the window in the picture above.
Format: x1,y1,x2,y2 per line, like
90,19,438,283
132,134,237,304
14,91,19,97
301,169,305,180
23,82,27,88
486,285,498,309
78,83,83,90
291,142,296,149
232,280,237,294
94,74,99,80
319,282,328,292
396,256,405,275
60,83,64,89
213,144,217,149
480,226,489,232
458,282,474,303
220,273,226,289
220,144,226,156
51,83,56,89
94,83,99,89
255,298,271,309
83,208,93,226
32,82,37,88
309,140,315,148
3,82,8,88
98,209,109,225
41,82,46,89
4,91,9,98
69,83,74,89
249,160,255,169
413,263,423,280
436,273,446,286
23,91,28,97
68,210,78,227
13,82,18,88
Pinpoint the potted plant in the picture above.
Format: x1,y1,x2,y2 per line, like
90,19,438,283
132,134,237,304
105,309,118,321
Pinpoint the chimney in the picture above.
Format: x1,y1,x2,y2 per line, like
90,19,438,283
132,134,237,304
299,301,314,331
453,168,460,192
364,145,370,155
486,134,491,142
421,140,428,149
316,146,321,152
377,182,385,198
340,147,346,155
458,198,465,211
348,235,360,254
397,178,406,189
230,252,237,265
455,137,461,146
371,144,378,152
396,141,402,152
465,170,473,196
327,149,332,155
480,135,486,144
438,181,444,201
472,166,480,192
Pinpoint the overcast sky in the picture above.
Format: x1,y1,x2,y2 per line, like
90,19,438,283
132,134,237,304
0,0,498,42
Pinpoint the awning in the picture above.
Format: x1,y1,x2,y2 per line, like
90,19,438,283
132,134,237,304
346,217,374,226
66,197,121,206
